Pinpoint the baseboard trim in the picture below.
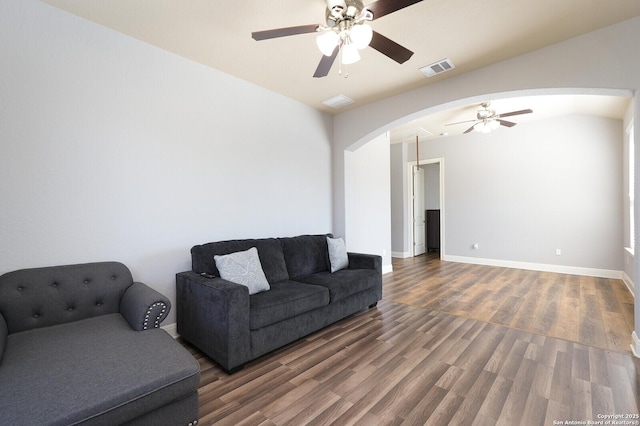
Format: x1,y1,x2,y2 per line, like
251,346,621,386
391,251,411,259
162,322,179,339
383,264,393,274
443,255,623,279
622,271,636,298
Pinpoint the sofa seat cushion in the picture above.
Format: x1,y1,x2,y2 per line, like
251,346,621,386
249,281,329,330
295,268,380,303
0,313,200,426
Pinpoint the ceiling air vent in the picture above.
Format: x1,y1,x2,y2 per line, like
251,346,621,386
420,58,455,77
321,94,355,109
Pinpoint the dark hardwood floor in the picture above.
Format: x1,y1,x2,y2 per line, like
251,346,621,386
183,254,640,425
385,254,635,354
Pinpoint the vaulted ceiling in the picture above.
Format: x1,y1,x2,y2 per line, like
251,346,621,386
41,1,638,139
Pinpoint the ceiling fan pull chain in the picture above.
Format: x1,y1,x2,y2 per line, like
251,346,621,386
338,44,346,77
337,42,350,78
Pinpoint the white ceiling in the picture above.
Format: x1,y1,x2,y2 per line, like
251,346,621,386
40,0,637,138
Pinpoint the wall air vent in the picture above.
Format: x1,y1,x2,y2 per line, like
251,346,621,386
321,94,355,109
420,58,455,77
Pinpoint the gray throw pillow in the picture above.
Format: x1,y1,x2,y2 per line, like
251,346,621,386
214,247,270,294
327,236,349,273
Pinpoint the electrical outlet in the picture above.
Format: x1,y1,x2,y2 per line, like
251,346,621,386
555,249,562,256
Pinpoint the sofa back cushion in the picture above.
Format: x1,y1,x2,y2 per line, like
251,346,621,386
191,238,289,284
0,262,133,334
279,234,331,279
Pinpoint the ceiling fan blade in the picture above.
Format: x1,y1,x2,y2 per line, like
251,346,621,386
445,119,477,126
497,108,533,118
498,119,517,128
369,31,414,64
252,24,319,41
313,46,339,78
366,0,424,20
463,125,476,134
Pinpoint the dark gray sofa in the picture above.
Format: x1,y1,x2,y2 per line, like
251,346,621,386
0,262,200,426
176,234,382,373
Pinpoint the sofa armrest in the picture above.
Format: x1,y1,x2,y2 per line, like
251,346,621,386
347,252,382,274
120,282,171,331
0,313,7,364
176,271,250,373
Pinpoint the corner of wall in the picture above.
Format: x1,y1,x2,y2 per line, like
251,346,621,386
162,322,179,339
622,270,635,298
632,331,640,358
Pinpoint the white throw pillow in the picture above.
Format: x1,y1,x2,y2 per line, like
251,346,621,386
327,236,349,273
214,247,270,295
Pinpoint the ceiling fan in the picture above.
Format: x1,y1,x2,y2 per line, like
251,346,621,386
445,102,534,134
251,0,424,78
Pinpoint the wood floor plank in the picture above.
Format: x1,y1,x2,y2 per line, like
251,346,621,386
448,369,497,425
550,349,573,406
400,385,449,426
519,392,548,426
497,358,539,425
553,295,581,342
184,255,639,425
369,358,450,420
601,310,633,352
570,377,593,421
423,391,465,426
475,375,514,422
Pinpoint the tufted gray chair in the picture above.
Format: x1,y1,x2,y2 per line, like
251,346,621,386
0,261,169,335
0,261,200,426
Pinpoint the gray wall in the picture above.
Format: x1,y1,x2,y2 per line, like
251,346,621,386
623,103,635,284
0,1,333,325
391,114,623,271
424,163,440,210
345,133,392,270
390,144,408,255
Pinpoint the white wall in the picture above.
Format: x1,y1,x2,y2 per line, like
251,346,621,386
623,101,636,289
424,163,440,210
392,114,623,272
0,1,333,324
390,143,408,256
344,133,392,271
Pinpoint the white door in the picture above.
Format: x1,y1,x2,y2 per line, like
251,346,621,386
413,166,426,256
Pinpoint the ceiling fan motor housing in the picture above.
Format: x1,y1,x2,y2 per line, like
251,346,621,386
477,103,496,120
325,0,368,27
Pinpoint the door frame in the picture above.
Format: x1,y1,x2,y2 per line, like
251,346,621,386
407,157,445,257
412,165,426,256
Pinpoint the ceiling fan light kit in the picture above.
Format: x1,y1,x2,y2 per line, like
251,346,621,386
315,0,374,66
316,30,340,56
445,102,534,135
348,22,373,49
473,119,501,134
251,0,424,78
